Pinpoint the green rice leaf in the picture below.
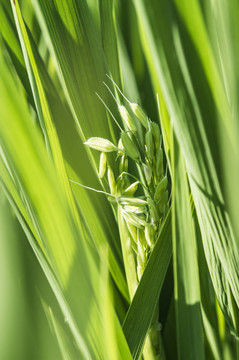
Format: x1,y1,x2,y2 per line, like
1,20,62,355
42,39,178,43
156,92,172,176
12,0,83,232
133,0,239,338
11,0,128,301
99,245,133,360
194,212,223,360
172,134,205,360
100,0,121,86
43,305,80,360
32,0,118,145
123,211,172,360
0,193,27,360
0,50,101,358
0,3,33,104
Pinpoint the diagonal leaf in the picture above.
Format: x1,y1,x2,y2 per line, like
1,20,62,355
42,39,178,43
123,211,172,360
0,50,100,358
133,0,239,337
0,3,34,104
12,0,82,231
32,0,118,145
10,0,128,300
43,305,80,360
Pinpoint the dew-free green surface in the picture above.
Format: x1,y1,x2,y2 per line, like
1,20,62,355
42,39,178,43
0,0,239,359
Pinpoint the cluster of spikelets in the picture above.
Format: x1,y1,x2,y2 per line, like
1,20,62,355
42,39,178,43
85,80,169,359
85,79,169,283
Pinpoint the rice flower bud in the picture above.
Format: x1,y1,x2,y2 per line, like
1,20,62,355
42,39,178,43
145,130,154,161
118,105,135,131
157,190,168,214
137,264,144,281
137,241,147,264
150,122,161,151
98,152,107,178
107,196,117,204
148,198,159,223
107,166,117,195
85,137,116,152
119,197,147,206
145,224,155,247
122,210,147,228
130,103,148,129
116,174,127,195
123,205,145,214
149,323,162,347
154,176,168,202
143,163,152,185
156,148,163,178
119,154,128,173
138,228,148,249
137,253,144,269
117,138,124,152
126,222,137,244
121,131,140,161
130,236,138,254
123,181,139,196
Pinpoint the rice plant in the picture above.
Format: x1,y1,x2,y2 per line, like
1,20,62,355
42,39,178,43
0,0,239,359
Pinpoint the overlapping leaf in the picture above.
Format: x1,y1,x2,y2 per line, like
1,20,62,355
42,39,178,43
133,0,239,337
172,134,204,360
0,49,130,359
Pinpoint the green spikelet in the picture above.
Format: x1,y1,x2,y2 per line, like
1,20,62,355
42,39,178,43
85,137,116,152
107,166,117,195
150,122,161,151
121,131,140,161
130,103,148,129
123,181,139,196
118,105,136,131
145,129,154,162
98,152,107,178
154,176,168,202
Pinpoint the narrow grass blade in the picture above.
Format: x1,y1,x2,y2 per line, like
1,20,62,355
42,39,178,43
157,92,172,176
100,0,121,86
172,134,205,360
195,213,223,360
0,4,33,104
